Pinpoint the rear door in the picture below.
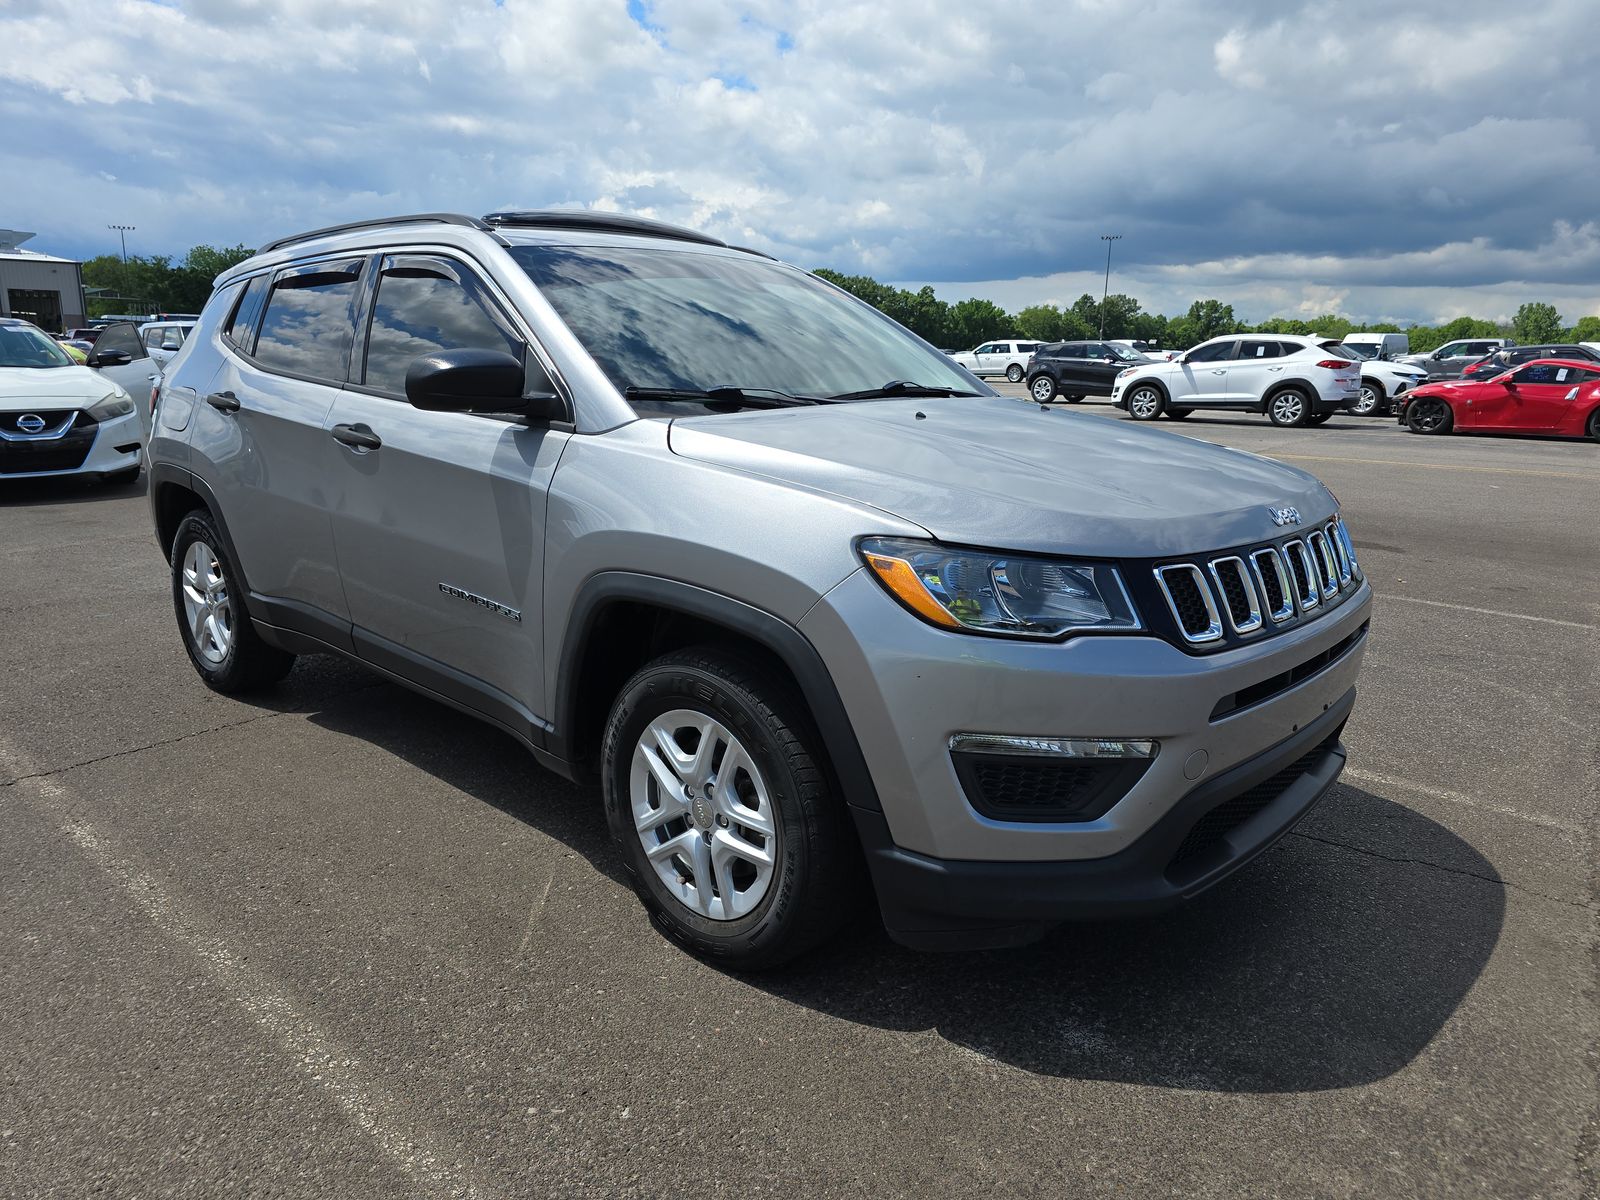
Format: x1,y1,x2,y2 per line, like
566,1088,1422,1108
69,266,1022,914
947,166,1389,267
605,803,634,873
1224,338,1289,404
86,322,161,439
324,251,570,731
193,262,357,632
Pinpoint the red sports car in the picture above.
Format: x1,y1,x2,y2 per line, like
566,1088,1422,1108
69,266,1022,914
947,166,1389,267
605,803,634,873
1400,358,1600,441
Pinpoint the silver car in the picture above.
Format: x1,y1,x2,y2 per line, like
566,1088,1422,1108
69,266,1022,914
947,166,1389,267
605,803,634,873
147,211,1371,966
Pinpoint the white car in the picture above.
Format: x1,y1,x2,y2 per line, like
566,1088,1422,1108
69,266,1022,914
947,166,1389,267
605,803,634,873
141,320,196,367
0,318,150,484
1340,344,1429,416
947,339,1045,382
1110,334,1361,427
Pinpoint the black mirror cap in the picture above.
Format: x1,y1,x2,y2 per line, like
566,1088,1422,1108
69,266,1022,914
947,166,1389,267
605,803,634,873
404,348,565,421
91,349,132,367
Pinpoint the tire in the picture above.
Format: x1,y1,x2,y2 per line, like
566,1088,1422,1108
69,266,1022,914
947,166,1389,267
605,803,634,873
1589,408,1600,442
1165,407,1192,420
170,511,295,693
1064,394,1084,403
1306,412,1333,426
103,466,141,486
1406,396,1454,435
1126,383,1166,420
1266,388,1311,427
1028,373,1057,403
1005,363,1024,383
601,646,857,969
1353,380,1385,416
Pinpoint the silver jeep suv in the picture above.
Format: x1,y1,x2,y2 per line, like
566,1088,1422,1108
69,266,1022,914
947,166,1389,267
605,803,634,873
148,211,1371,966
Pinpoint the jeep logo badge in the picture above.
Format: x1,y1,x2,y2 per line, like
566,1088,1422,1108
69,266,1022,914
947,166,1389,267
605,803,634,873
1268,506,1302,527
16,413,46,433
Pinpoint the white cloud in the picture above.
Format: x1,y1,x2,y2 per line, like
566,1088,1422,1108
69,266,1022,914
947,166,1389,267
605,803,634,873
0,0,1594,324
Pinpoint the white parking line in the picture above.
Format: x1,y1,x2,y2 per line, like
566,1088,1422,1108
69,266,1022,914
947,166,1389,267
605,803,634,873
1378,592,1598,631
1342,767,1584,837
4,753,494,1200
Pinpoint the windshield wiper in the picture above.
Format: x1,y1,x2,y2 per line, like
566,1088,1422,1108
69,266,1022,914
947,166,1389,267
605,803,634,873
623,385,825,409
826,380,982,401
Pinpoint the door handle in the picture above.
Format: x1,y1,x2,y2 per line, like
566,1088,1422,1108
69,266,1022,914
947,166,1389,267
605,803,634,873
1210,369,1226,375
205,391,241,413
331,423,382,451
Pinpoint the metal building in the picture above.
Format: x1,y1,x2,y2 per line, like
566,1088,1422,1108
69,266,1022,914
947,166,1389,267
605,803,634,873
0,229,87,333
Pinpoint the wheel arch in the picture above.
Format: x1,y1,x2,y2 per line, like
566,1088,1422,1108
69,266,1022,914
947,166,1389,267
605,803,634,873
1258,378,1314,413
551,572,881,812
147,465,252,596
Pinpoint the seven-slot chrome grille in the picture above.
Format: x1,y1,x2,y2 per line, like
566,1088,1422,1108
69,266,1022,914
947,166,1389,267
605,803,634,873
1154,518,1360,646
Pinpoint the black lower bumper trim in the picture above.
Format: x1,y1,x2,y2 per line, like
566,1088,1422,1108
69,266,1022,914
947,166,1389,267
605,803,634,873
857,688,1355,951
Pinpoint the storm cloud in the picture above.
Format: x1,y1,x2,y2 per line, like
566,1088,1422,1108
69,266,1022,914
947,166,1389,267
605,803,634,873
2,0,1594,324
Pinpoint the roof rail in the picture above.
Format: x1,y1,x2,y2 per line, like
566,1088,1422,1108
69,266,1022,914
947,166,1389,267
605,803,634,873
256,212,490,255
482,209,727,248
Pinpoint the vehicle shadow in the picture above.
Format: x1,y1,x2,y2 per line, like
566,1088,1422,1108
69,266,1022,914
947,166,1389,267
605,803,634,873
0,471,148,506
297,669,1502,1095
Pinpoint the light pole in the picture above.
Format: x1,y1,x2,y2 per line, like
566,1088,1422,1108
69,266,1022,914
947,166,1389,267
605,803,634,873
108,224,136,310
1099,234,1121,338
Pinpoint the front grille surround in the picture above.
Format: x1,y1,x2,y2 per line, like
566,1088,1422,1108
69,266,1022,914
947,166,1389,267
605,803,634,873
1307,531,1339,599
1207,556,1263,634
1145,518,1362,653
1154,564,1223,643
1249,549,1296,623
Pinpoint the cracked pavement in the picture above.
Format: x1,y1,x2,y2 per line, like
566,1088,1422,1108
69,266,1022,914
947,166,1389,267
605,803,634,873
1,401,1596,1198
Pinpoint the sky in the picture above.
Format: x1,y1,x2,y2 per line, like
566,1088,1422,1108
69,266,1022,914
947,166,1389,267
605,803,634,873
2,0,1596,327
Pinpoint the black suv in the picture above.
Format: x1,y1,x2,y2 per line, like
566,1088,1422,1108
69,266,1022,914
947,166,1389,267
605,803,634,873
1459,344,1600,380
1024,341,1150,403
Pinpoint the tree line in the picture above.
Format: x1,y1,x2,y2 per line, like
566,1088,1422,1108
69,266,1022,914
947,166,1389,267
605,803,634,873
82,245,256,316
812,268,1599,353
82,243,1596,353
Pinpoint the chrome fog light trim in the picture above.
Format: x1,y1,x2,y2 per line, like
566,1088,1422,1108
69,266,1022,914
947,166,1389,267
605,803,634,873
948,733,1158,759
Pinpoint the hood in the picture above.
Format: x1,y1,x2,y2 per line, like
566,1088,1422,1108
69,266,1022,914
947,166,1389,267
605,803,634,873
668,398,1336,557
0,365,118,411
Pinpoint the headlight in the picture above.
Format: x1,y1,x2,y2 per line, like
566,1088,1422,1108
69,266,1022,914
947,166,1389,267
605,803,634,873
87,391,134,421
858,537,1141,638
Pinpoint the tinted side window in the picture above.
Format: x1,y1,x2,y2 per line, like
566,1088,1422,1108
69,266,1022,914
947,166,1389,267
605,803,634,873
95,323,147,360
225,276,269,354
1186,340,1236,363
362,258,522,396
253,261,363,381
1239,340,1282,359
1058,343,1084,358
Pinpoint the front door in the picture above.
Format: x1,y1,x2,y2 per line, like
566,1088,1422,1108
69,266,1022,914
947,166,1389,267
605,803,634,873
1495,363,1588,430
1228,339,1292,404
323,252,569,731
1174,339,1238,404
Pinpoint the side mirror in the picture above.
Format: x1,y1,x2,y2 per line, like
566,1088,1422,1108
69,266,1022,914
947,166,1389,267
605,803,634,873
90,349,132,368
404,348,565,421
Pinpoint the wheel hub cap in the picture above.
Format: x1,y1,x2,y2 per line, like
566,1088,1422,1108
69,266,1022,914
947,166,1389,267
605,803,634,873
181,540,233,665
629,709,779,921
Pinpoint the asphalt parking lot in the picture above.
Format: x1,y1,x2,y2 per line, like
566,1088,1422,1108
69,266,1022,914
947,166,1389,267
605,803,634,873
3,397,1596,1199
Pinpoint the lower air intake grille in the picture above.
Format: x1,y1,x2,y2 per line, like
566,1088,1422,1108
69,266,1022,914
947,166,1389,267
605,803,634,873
1166,732,1339,876
952,753,1152,823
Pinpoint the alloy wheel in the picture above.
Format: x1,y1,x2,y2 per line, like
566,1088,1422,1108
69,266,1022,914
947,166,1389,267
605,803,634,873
1128,387,1161,418
629,710,778,921
1354,385,1379,415
1410,398,1450,433
1030,376,1056,402
1271,393,1304,425
180,540,234,664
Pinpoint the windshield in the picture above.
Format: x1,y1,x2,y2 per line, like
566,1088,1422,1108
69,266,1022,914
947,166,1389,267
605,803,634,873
1106,344,1141,361
509,244,981,407
0,325,75,369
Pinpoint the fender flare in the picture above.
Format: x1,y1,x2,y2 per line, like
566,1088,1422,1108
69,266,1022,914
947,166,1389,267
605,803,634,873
551,571,883,812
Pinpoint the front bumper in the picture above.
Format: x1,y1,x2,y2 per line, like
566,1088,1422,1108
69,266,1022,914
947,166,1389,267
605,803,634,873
854,689,1352,950
0,410,143,480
